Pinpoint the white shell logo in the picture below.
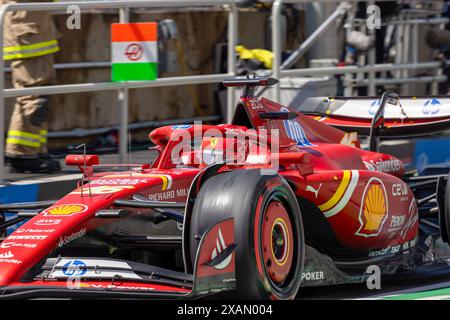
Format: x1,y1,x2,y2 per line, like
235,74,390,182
211,228,232,270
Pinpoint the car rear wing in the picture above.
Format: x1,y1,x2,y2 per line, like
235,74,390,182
223,76,279,98
298,94,450,140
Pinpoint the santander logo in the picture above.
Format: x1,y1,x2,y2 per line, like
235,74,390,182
211,228,232,270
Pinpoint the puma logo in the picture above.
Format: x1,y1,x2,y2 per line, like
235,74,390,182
305,183,322,198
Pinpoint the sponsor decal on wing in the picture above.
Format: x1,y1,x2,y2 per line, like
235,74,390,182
0,250,22,264
8,235,47,240
58,228,87,248
0,242,37,249
62,259,87,276
16,228,55,233
423,98,441,115
34,219,62,226
100,174,173,191
43,204,88,217
90,178,149,186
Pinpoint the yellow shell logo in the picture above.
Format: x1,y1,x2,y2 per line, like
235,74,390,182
355,179,388,237
363,185,386,231
44,204,87,217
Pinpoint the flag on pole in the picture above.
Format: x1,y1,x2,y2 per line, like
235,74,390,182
111,22,158,81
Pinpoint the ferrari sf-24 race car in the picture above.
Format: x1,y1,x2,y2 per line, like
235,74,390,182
0,77,449,300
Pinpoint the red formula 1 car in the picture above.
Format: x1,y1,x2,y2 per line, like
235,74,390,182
0,77,449,300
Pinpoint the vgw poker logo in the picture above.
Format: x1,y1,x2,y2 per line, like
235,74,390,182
423,98,441,115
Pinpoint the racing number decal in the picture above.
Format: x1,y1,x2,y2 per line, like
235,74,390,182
340,132,358,147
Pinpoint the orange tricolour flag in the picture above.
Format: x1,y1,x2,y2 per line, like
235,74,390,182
111,22,158,81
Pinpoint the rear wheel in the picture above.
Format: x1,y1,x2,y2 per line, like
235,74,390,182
190,169,304,299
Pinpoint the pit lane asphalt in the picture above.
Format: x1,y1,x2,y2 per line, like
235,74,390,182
296,270,450,299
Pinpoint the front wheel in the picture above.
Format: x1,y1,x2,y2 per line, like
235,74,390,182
190,169,305,300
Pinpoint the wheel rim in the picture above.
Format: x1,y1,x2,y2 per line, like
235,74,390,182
262,200,294,285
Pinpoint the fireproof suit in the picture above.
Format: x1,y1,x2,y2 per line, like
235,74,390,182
2,0,59,158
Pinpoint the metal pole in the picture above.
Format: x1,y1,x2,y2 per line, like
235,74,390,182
226,3,237,123
394,15,404,84
0,4,8,182
358,23,367,91
280,2,350,70
432,21,446,95
343,4,355,96
367,1,376,96
271,0,283,101
411,19,418,95
401,12,411,95
4,73,232,98
118,7,129,163
280,61,443,77
2,0,236,12
346,75,447,86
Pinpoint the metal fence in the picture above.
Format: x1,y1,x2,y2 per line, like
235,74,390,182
0,0,238,181
270,0,448,100
0,0,447,181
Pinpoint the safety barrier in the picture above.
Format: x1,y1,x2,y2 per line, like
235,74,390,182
0,0,238,181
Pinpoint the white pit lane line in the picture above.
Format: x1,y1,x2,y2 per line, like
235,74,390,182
353,280,450,300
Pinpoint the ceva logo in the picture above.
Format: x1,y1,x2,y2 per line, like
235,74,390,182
423,98,441,115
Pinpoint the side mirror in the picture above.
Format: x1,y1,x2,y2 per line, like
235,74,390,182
65,154,99,167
